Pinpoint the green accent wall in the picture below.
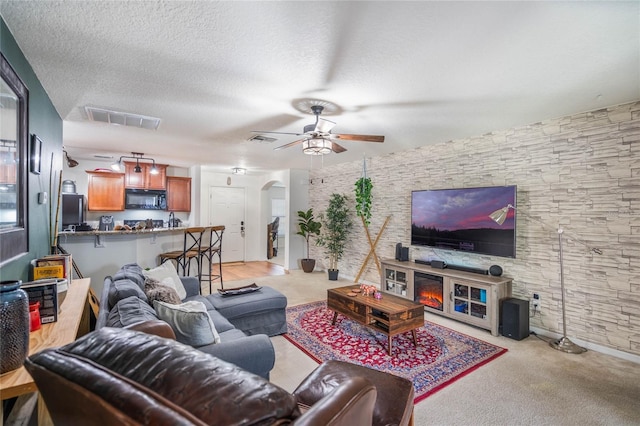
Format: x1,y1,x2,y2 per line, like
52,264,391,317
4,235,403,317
0,17,63,281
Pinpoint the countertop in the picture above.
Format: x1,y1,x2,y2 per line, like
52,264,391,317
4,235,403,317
59,227,187,236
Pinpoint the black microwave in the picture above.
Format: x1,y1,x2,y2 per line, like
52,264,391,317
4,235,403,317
125,189,167,210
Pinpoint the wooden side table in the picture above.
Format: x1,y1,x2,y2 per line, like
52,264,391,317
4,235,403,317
0,278,91,425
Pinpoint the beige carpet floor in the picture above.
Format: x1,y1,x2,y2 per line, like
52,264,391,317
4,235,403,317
224,270,640,426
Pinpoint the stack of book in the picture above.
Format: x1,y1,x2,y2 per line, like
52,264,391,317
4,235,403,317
31,254,72,282
23,254,73,324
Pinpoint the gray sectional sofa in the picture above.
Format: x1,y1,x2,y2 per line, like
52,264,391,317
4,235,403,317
96,263,287,379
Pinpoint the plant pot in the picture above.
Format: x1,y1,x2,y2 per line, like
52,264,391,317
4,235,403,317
328,269,339,281
301,259,316,273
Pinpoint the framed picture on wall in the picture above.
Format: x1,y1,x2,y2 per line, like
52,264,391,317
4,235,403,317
30,134,42,175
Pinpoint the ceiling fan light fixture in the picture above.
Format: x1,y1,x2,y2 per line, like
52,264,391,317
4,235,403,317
303,138,332,155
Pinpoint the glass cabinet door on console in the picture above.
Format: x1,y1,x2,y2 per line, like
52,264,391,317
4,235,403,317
384,267,408,297
450,279,491,328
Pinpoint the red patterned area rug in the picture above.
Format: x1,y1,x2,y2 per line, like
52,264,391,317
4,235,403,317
284,300,507,403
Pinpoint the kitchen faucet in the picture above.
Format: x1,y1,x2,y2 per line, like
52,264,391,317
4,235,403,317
168,212,175,228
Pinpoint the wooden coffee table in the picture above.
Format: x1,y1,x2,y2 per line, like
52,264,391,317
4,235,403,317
327,285,425,355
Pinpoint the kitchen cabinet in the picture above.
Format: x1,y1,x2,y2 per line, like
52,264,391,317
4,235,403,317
166,176,191,212
124,162,167,190
86,171,125,211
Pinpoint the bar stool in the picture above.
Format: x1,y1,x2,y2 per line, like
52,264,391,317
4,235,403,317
198,225,224,293
159,227,206,281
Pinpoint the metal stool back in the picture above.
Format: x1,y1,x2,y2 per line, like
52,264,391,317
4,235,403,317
199,225,225,293
159,227,207,284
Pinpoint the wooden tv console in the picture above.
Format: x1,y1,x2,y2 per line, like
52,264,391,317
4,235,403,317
380,259,512,336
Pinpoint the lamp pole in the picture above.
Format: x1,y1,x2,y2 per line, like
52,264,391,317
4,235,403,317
550,228,586,354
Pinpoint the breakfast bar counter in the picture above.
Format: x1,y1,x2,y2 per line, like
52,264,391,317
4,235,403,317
59,226,187,236
56,227,192,296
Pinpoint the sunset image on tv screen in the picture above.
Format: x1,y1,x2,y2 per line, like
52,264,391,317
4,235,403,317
411,186,516,258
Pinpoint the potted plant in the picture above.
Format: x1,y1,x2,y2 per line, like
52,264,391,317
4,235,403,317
355,176,373,226
317,193,353,280
296,209,322,273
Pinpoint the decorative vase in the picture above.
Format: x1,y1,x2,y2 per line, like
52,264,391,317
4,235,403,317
0,280,30,374
301,259,316,273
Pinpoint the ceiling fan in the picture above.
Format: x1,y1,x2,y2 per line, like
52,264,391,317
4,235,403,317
253,105,384,155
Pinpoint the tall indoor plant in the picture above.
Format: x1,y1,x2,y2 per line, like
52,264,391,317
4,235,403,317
317,193,353,280
296,209,321,273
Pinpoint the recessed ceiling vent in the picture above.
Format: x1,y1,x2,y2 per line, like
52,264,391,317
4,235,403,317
248,135,277,143
84,106,161,130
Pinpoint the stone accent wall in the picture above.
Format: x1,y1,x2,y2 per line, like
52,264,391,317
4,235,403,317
308,100,640,357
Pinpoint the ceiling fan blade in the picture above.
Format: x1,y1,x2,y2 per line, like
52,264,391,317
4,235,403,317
332,134,385,143
330,141,347,153
315,118,336,134
252,130,304,136
273,138,306,151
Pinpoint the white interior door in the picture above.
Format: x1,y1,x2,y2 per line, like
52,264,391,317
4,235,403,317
208,186,245,263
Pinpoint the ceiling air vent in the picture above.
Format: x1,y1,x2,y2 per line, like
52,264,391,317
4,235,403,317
248,135,278,143
84,106,161,130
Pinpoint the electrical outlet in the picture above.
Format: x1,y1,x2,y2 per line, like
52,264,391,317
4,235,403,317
532,293,540,310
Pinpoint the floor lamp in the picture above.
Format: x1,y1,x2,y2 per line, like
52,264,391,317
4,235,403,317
489,204,602,354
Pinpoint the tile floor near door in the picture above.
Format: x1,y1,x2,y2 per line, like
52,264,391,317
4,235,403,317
220,267,640,426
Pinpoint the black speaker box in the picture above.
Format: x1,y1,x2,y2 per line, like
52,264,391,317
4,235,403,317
395,243,402,261
431,260,446,269
399,247,409,261
501,298,529,341
447,264,488,275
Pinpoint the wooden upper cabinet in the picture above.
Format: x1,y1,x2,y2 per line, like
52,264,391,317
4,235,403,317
124,162,167,190
86,171,125,211
166,176,191,212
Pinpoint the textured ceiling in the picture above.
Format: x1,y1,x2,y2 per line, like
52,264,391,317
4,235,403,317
1,1,638,174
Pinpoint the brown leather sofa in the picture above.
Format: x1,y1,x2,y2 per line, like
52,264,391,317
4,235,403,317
25,327,383,425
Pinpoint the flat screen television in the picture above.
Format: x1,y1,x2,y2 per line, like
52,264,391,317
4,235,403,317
411,185,517,258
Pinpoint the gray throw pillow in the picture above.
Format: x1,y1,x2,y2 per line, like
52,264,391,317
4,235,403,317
154,300,221,347
145,277,181,305
106,296,159,328
108,279,147,310
112,263,146,290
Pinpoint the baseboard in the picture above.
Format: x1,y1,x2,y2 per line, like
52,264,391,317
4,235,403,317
530,326,640,364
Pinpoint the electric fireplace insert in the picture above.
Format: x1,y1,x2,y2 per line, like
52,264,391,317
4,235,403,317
414,272,444,311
